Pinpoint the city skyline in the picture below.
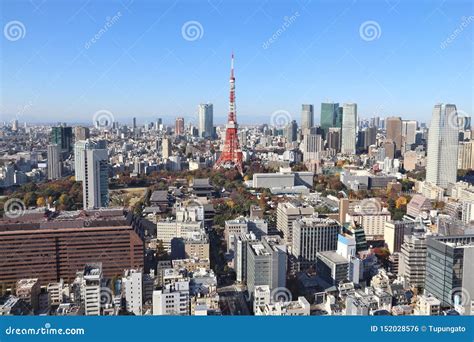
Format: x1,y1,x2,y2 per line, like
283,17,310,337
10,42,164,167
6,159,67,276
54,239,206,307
2,0,474,326
1,0,472,124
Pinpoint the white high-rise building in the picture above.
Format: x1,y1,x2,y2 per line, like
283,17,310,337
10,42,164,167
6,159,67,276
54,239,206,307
341,103,357,154
198,103,213,138
426,103,459,189
122,269,143,316
82,149,109,209
74,140,95,181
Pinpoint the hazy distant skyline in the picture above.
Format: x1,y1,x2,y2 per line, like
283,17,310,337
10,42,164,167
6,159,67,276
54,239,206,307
1,0,473,125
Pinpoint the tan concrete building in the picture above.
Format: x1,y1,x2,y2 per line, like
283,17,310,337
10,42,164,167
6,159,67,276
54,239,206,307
276,202,314,245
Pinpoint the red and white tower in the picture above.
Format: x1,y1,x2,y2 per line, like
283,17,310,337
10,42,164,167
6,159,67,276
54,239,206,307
214,53,243,175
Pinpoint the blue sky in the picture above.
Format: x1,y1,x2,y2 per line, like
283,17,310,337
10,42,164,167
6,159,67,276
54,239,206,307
1,0,473,125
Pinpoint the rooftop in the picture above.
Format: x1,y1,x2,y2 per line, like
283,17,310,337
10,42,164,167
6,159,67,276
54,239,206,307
16,278,38,290
0,209,129,233
317,250,349,264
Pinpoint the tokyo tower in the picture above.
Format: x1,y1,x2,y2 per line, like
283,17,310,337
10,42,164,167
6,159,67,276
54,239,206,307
214,53,243,175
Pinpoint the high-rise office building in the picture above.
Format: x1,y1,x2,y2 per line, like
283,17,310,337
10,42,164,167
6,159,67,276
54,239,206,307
83,149,109,209
291,216,340,272
12,119,19,132
341,103,357,154
162,137,171,159
301,132,323,161
326,127,341,152
301,104,314,133
155,118,163,131
198,103,214,138
384,220,416,253
357,127,376,150
402,120,417,151
285,120,298,142
370,116,380,128
399,233,427,289
74,140,96,181
426,104,459,189
175,117,185,135
276,202,314,245
458,141,474,170
425,235,474,314
47,144,62,180
365,126,377,148
386,117,403,154
51,126,73,152
246,237,287,297
74,126,90,141
320,102,340,138
458,115,471,130
383,140,396,160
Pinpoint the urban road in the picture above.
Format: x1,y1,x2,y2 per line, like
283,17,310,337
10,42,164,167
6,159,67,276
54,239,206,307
217,285,251,315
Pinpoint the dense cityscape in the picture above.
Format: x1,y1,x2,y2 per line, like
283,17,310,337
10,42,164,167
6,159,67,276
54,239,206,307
0,50,473,317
